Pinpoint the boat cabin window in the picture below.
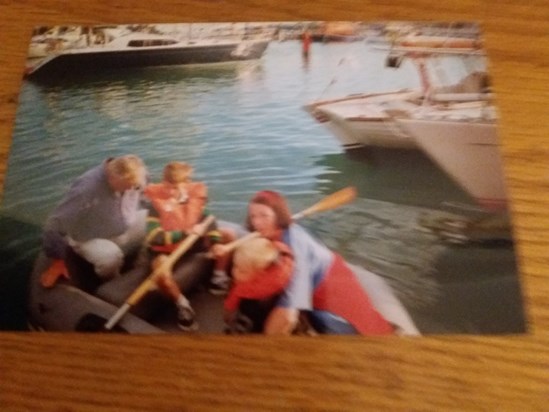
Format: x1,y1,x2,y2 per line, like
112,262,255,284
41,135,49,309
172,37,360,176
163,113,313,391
127,39,178,47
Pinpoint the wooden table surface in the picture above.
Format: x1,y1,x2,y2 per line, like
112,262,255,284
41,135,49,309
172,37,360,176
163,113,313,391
1,1,548,410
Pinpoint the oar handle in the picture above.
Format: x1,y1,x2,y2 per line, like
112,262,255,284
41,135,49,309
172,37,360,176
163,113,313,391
208,231,260,257
104,303,131,330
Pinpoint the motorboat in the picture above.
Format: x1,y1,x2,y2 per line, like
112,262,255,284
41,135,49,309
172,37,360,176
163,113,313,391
303,32,490,151
27,221,420,335
25,29,271,80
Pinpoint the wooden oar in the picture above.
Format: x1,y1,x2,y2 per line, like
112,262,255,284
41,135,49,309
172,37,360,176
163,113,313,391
104,214,215,330
291,186,357,220
218,186,358,255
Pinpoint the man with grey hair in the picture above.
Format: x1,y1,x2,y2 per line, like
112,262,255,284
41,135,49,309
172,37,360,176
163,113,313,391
40,155,148,289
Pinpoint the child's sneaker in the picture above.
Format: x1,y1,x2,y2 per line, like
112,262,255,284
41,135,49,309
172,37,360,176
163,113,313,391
208,270,230,296
208,280,230,296
176,304,198,331
224,312,254,334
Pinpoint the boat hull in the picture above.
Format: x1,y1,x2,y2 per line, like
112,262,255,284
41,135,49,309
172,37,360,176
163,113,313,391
397,118,507,210
319,111,417,150
304,90,422,150
26,40,270,79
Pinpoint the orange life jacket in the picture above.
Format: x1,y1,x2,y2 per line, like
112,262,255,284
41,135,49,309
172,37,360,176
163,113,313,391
144,181,207,232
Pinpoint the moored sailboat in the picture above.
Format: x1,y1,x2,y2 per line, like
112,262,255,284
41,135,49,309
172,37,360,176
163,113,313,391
303,29,491,151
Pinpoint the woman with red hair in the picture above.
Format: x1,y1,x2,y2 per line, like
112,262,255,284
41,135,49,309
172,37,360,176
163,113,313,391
239,190,394,335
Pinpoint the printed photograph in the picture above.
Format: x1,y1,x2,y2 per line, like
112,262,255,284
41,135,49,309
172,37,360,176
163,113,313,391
0,21,527,335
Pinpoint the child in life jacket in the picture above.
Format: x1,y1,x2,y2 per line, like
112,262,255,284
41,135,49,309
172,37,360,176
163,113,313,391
144,161,207,251
144,161,230,296
143,162,214,331
223,237,294,333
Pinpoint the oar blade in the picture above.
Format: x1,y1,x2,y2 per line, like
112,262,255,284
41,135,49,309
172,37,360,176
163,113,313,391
294,186,357,220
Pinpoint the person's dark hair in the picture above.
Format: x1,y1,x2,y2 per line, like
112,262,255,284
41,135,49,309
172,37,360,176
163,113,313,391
246,190,293,231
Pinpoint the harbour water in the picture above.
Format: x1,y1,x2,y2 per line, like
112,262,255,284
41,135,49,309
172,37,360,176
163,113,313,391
0,40,526,333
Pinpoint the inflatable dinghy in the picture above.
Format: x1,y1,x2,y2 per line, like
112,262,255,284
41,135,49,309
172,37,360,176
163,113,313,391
27,221,420,335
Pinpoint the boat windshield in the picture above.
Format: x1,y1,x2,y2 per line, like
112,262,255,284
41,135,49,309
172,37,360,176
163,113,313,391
425,55,488,91
127,39,178,47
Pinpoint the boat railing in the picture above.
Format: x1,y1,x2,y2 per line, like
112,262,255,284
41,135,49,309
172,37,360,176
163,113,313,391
430,92,493,103
376,45,485,57
308,89,423,107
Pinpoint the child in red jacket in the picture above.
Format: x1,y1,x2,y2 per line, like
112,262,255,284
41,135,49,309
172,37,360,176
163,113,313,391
143,162,212,331
144,161,207,251
144,161,230,296
223,237,294,332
